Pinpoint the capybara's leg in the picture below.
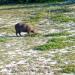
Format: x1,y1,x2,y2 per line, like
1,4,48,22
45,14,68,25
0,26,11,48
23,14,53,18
16,31,18,37
27,31,31,36
19,32,21,36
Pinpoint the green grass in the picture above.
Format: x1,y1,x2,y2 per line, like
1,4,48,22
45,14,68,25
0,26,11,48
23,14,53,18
50,13,75,22
47,6,75,22
61,64,75,73
0,3,72,25
68,36,75,41
0,26,15,33
0,37,10,42
50,6,71,13
44,31,70,37
34,37,75,51
29,11,47,25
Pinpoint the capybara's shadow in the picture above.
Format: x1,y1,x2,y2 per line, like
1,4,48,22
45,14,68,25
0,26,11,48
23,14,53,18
0,33,39,38
23,33,40,37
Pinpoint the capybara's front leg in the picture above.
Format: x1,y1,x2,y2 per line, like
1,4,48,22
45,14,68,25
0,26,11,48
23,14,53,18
27,31,31,36
19,32,22,36
16,31,18,37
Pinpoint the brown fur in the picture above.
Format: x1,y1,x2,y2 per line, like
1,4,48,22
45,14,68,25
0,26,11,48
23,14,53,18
15,23,35,36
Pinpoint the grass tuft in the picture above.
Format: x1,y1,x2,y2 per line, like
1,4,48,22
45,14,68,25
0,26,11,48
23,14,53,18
51,13,75,22
34,37,75,51
61,64,75,73
0,37,9,42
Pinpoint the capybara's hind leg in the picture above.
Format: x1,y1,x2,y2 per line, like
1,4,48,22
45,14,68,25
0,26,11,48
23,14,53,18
16,31,19,37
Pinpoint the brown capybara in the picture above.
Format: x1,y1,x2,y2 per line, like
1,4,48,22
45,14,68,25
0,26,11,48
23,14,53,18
15,23,35,36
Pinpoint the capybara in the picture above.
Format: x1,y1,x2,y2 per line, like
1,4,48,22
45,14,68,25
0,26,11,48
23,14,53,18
15,23,35,36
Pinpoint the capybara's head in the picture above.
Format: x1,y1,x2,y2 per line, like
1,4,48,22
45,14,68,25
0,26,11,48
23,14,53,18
31,30,35,33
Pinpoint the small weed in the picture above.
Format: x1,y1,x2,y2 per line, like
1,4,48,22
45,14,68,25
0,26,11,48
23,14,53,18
0,37,10,42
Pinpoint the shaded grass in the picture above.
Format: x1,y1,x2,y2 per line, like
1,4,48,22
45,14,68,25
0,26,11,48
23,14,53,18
0,3,56,10
50,6,71,13
34,37,75,51
44,31,70,37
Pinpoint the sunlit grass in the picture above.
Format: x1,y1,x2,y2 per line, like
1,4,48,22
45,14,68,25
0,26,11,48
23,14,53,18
61,64,75,73
0,3,75,75
50,13,75,22
44,31,70,37
34,37,75,51
0,26,15,33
